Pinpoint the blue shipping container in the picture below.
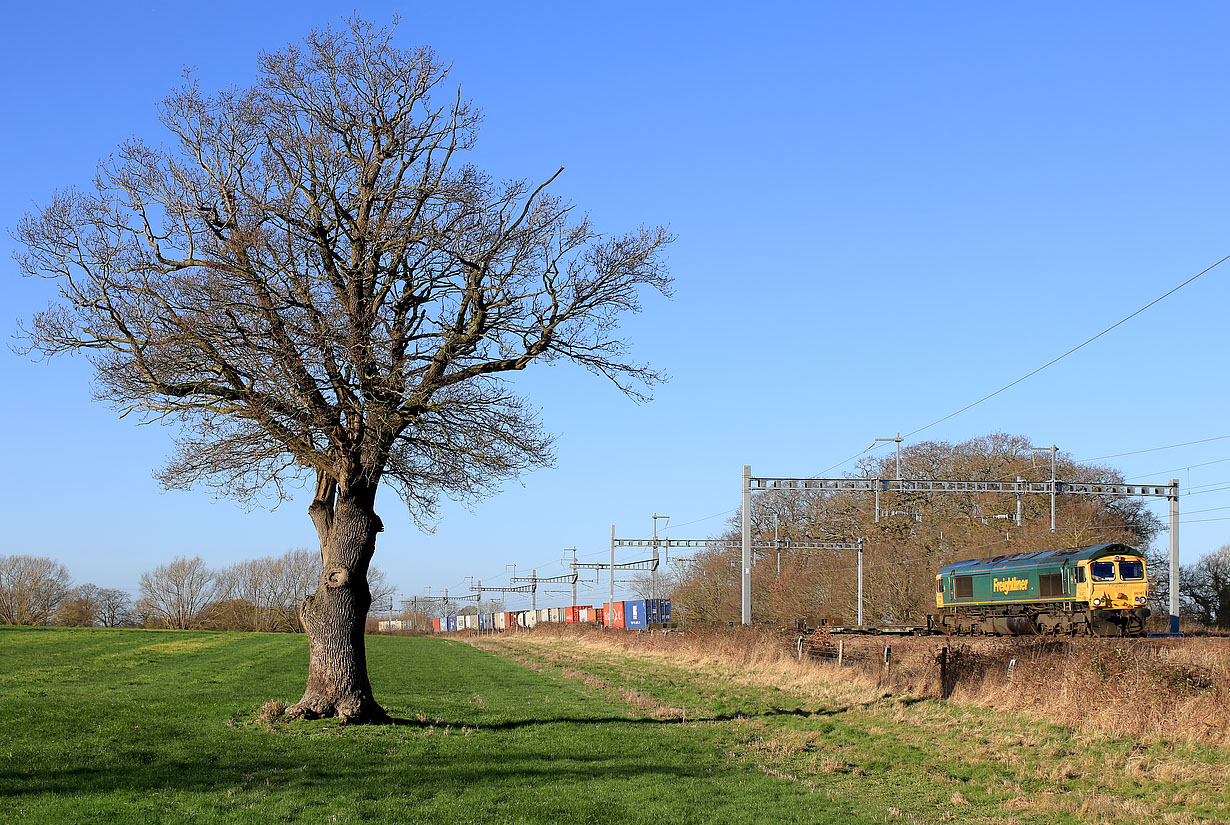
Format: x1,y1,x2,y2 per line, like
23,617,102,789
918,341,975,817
478,613,487,629
646,598,671,624
624,599,648,629
446,615,458,632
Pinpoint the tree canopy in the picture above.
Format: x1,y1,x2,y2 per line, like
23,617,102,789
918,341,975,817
16,17,672,520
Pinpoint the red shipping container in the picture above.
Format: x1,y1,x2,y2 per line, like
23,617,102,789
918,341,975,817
595,607,605,626
504,611,518,631
603,601,626,629
564,605,579,623
432,618,441,633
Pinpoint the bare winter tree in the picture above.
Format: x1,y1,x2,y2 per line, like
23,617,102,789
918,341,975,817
96,588,136,628
137,556,218,629
14,19,671,722
0,555,74,625
1181,543,1230,629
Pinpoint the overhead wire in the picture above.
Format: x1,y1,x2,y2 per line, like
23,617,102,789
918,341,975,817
1126,456,1230,481
811,253,1229,479
1080,435,1230,462
901,253,1230,441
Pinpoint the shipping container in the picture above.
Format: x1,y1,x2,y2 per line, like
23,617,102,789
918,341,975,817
603,601,626,628
432,618,441,633
565,605,585,623
537,608,551,624
523,610,538,628
624,599,647,629
649,598,672,624
495,612,506,630
548,607,563,623
477,613,486,630
504,611,518,630
465,614,478,630
446,615,457,632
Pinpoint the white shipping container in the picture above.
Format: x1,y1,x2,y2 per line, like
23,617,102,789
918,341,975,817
548,607,563,623
496,612,507,630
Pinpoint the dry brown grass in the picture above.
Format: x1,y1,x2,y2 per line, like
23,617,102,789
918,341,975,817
256,699,288,725
523,623,1230,746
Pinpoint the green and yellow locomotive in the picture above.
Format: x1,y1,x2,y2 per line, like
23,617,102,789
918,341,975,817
930,543,1150,636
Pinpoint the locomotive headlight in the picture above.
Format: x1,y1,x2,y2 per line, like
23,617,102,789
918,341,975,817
1092,597,1102,606
1136,596,1146,604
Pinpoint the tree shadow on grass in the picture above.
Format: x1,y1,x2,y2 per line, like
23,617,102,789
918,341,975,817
0,733,745,801
380,701,871,730
0,704,871,801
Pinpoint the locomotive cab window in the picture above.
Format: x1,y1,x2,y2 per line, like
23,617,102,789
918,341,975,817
936,578,944,593
1091,561,1116,581
955,576,973,598
1119,560,1144,580
1076,567,1086,583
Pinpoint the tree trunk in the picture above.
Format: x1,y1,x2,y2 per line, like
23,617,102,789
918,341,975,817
286,481,389,723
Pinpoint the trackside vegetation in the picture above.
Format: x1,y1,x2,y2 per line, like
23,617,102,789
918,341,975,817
5,626,1229,824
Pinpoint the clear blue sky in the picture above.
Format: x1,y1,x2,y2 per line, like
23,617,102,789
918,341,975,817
3,1,1228,610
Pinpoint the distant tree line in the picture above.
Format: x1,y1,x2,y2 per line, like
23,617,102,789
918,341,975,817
0,550,394,632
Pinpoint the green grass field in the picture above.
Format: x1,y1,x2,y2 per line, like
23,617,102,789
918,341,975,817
2,627,1228,824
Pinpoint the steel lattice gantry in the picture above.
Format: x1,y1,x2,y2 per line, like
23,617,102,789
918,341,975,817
740,466,1181,631
509,570,579,611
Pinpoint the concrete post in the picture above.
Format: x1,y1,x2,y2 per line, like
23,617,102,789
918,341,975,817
742,465,752,626
1015,476,1023,527
1170,478,1180,634
609,524,616,628
857,540,864,627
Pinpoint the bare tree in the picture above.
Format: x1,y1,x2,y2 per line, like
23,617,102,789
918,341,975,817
268,548,321,631
0,555,73,625
137,556,218,629
14,18,671,721
96,588,136,627
366,566,396,615
1181,543,1230,629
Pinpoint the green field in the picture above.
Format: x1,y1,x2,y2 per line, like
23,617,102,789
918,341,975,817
2,627,1227,824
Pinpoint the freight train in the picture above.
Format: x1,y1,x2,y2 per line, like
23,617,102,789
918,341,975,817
425,543,1152,639
930,543,1150,637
